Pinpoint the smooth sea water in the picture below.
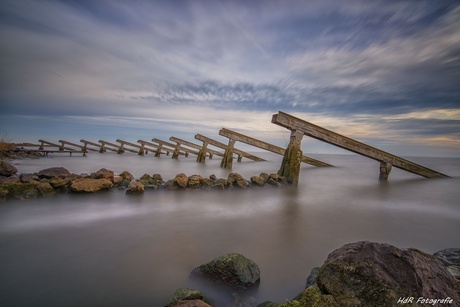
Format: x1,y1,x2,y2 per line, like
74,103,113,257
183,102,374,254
1,152,459,306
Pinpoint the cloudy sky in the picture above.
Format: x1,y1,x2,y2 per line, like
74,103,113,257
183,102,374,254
1,0,459,157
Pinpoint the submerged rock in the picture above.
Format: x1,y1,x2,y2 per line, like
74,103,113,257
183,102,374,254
302,241,460,306
191,253,260,290
70,178,112,193
37,182,56,197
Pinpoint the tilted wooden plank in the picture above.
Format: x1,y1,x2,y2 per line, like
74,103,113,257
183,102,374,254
170,137,223,157
219,128,331,167
272,111,449,178
195,134,265,162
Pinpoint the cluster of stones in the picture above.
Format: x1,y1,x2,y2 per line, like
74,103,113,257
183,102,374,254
0,161,288,201
0,147,43,160
165,242,460,307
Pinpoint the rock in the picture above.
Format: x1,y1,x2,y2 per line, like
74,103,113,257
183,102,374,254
209,174,217,181
20,173,39,183
126,180,144,194
175,173,188,188
91,168,114,182
165,288,208,307
113,175,123,185
259,173,269,182
188,175,204,189
0,160,18,176
191,253,260,290
311,241,460,306
169,300,211,307
152,174,163,185
227,173,249,189
0,180,38,200
250,176,265,187
256,301,279,307
70,178,112,193
164,179,179,190
37,167,71,179
48,177,70,189
119,171,134,181
266,178,281,187
37,182,56,197
305,267,320,288
434,248,460,280
201,178,214,190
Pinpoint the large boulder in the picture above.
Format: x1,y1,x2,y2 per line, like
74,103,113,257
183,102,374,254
434,248,460,281
37,167,71,178
164,288,209,307
188,175,204,189
175,173,188,188
191,253,260,290
70,178,112,193
0,160,17,177
302,241,460,306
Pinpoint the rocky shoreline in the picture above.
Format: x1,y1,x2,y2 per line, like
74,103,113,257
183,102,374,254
165,242,460,307
0,160,289,201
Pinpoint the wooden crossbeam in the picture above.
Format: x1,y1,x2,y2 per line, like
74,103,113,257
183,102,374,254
137,140,169,155
170,137,222,157
152,138,188,157
272,111,449,179
80,139,103,152
219,128,331,167
195,134,265,162
116,139,144,155
98,140,121,153
59,140,97,152
38,139,74,151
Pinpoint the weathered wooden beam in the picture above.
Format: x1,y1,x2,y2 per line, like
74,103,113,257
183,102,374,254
170,137,222,162
116,139,145,155
38,139,73,151
59,140,96,152
152,138,188,158
167,138,206,157
80,139,104,153
219,128,332,167
137,140,169,156
195,134,265,165
272,111,449,179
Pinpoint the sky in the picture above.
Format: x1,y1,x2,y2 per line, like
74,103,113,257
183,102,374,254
1,0,459,157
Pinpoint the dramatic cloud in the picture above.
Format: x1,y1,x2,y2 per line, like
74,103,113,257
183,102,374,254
0,0,459,156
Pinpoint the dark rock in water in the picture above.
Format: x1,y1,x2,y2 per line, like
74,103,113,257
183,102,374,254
0,160,18,177
119,171,134,181
227,173,249,189
0,180,39,200
434,248,460,280
250,175,265,187
266,178,281,187
37,167,71,179
175,173,188,188
37,182,56,197
165,288,209,307
188,175,204,189
91,168,114,182
20,173,39,183
209,174,217,181
126,180,144,194
70,178,112,193
191,253,260,290
259,173,269,183
164,179,179,190
305,266,320,288
311,241,460,306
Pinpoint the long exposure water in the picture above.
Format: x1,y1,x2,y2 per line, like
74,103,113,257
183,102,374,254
1,152,459,306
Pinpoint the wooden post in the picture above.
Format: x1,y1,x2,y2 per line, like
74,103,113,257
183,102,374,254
272,111,449,179
379,161,392,181
278,130,304,185
197,141,208,162
221,138,235,169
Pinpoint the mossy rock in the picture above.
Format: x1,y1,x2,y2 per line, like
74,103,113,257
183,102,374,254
191,253,260,290
165,288,207,307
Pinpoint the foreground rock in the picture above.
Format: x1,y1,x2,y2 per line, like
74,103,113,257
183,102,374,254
70,178,112,193
191,253,260,290
165,288,210,307
0,160,17,177
126,180,144,194
291,241,460,306
434,248,460,281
